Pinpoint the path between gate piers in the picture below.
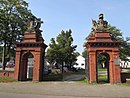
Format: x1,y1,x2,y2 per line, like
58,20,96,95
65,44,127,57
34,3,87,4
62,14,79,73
0,82,130,98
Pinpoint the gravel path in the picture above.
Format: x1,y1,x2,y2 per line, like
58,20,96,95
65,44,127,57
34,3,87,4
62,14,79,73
0,82,130,98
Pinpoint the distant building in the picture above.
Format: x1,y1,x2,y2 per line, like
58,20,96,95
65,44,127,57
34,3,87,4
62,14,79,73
44,57,50,67
74,55,85,69
120,57,130,68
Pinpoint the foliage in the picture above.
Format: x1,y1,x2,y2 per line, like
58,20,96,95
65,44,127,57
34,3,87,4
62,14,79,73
107,25,130,61
97,54,107,68
0,0,32,69
108,25,123,41
108,25,130,60
0,46,15,62
0,0,31,46
82,49,87,58
46,29,79,68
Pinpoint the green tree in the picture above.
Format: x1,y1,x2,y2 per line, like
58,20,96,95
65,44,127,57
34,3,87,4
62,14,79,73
46,29,79,69
108,25,130,60
82,49,87,58
0,0,32,70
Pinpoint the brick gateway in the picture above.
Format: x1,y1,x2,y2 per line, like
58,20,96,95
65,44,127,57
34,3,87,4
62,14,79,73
86,14,121,84
14,17,47,81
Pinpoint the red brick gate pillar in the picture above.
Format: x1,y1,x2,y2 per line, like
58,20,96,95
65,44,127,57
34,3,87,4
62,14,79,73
33,49,42,81
109,51,121,84
89,51,97,83
14,50,21,80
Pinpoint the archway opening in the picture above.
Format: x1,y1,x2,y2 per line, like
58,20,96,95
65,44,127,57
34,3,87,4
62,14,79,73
20,52,34,81
97,53,110,83
27,53,34,80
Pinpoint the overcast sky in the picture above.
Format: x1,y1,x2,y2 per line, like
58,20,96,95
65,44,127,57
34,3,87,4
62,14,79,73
27,0,130,54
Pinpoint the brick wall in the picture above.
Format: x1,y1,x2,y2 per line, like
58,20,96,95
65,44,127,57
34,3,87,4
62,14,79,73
0,70,14,78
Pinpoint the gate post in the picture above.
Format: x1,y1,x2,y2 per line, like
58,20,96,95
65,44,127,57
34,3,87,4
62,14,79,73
88,51,97,83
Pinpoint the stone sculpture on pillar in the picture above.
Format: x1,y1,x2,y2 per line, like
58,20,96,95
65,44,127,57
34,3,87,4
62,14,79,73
92,13,109,32
26,15,43,35
27,15,36,32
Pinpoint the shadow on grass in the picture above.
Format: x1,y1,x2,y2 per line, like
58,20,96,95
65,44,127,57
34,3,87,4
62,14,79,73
98,75,109,84
43,73,63,81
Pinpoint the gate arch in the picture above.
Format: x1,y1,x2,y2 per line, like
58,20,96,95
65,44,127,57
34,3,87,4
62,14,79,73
97,52,110,83
19,52,34,81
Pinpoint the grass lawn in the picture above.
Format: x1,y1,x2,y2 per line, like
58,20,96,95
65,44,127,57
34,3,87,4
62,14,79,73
120,83,130,87
98,68,107,72
62,70,85,80
97,68,108,83
0,77,16,83
43,73,62,81
98,75,108,83
63,70,85,76
121,68,130,73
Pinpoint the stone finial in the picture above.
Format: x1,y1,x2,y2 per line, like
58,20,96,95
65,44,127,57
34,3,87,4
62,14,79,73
92,13,109,32
27,15,36,32
99,13,104,20
26,16,43,34
35,18,43,33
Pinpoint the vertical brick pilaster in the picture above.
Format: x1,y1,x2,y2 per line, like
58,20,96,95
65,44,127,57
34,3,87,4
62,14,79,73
89,51,97,83
33,50,41,81
113,51,121,84
14,50,21,80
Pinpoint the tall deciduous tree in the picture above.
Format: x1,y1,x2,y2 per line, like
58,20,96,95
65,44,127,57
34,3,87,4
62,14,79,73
109,25,130,61
46,29,79,69
0,0,32,70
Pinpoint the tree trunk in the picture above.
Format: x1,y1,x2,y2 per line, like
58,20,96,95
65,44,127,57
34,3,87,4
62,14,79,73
6,45,11,60
61,61,64,80
2,44,6,70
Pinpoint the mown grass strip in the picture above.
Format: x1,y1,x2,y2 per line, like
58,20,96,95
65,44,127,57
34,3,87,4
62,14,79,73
0,77,16,83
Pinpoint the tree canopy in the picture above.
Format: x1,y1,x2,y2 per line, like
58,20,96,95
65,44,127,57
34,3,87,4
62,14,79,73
0,0,33,69
109,25,130,61
0,0,32,45
46,29,79,69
